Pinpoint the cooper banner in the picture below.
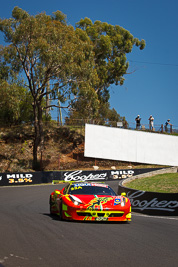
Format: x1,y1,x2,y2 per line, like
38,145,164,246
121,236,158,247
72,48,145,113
59,168,161,182
118,185,178,216
0,168,162,186
63,170,107,182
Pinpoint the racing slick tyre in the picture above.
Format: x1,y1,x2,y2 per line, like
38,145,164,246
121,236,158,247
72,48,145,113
59,201,63,221
49,196,53,215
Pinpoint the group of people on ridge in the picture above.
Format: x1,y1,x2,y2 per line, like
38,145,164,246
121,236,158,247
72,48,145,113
135,115,172,132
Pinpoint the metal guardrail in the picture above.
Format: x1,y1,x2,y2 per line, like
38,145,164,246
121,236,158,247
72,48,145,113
62,118,178,134
0,118,178,134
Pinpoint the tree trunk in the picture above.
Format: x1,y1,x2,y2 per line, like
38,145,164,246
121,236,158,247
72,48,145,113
32,99,44,170
45,80,50,119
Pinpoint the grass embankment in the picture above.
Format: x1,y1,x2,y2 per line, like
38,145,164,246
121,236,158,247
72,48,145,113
124,173,178,193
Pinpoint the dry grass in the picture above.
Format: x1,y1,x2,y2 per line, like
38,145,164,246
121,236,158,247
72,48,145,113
0,125,164,172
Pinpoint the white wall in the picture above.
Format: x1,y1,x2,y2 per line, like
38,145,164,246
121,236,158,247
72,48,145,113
84,124,178,166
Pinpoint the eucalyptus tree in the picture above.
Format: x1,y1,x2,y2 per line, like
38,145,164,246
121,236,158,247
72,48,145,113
0,7,97,169
66,18,145,123
76,18,145,104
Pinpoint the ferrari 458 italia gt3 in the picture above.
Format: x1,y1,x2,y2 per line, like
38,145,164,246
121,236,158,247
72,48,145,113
49,182,131,222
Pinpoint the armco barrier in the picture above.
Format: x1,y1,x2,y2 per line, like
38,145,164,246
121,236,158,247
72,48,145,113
118,168,178,216
0,168,162,187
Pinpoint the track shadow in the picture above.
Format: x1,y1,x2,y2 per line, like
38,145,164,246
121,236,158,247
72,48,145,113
43,213,60,221
42,213,130,224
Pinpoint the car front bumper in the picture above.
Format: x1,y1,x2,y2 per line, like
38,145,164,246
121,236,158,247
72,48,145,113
62,203,131,222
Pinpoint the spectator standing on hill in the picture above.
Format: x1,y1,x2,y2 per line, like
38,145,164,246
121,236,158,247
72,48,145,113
148,115,154,130
135,115,141,129
165,119,172,133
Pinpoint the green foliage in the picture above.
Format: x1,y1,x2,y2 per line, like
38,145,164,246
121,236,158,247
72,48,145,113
0,79,33,125
52,11,67,25
76,18,145,100
0,7,97,103
0,46,12,80
66,98,127,127
73,18,145,125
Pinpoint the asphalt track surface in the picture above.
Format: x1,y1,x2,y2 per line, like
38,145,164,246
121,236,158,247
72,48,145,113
0,182,178,267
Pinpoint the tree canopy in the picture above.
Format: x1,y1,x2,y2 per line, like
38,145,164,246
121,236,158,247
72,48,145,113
66,18,145,122
76,18,145,102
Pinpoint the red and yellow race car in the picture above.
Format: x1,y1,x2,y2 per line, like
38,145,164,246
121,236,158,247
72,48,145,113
49,182,131,222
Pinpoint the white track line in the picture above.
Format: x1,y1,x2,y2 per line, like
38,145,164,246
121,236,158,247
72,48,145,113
132,212,178,220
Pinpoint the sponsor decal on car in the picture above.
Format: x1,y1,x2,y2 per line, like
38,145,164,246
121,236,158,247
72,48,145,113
87,197,113,210
72,183,108,188
83,216,92,221
114,198,121,205
95,217,108,221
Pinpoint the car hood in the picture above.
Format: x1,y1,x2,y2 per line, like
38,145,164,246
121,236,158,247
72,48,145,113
70,194,124,206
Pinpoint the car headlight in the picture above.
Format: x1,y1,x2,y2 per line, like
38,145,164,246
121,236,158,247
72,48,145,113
69,195,83,206
121,198,126,207
74,200,80,205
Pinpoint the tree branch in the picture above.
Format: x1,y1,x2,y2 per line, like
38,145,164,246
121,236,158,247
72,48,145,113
43,104,71,110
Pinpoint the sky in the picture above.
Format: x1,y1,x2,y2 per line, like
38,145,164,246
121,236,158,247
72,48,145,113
0,0,178,129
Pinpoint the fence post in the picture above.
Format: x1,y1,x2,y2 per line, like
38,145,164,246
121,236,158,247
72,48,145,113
40,151,43,170
58,154,60,169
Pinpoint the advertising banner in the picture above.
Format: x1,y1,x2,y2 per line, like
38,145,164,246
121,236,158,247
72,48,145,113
118,185,178,216
0,168,162,186
0,172,53,186
59,168,161,182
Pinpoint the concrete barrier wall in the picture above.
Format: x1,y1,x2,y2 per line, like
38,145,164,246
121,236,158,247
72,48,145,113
84,124,178,166
121,167,178,184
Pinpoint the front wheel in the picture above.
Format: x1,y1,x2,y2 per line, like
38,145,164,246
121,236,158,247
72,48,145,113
59,201,63,221
49,196,53,215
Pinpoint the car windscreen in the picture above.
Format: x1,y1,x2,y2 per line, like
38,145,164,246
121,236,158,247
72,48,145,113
68,184,117,196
